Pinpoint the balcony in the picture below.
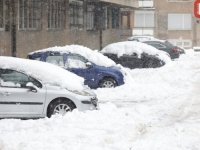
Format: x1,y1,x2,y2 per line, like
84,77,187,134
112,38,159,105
99,0,139,8
139,0,154,8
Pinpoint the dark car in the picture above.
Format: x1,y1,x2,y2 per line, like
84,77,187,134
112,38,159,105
164,40,185,55
102,52,165,69
142,41,180,59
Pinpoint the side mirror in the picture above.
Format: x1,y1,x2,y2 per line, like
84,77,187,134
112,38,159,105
26,82,37,93
86,62,93,68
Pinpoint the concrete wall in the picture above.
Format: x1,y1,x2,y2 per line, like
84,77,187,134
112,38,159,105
0,0,124,58
154,0,199,48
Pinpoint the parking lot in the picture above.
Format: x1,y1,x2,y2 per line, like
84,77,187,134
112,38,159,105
0,50,200,150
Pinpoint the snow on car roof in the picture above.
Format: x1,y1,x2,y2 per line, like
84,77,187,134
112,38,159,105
29,45,116,68
101,41,171,63
0,56,85,92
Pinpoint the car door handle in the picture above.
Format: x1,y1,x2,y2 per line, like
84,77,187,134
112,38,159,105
71,70,76,72
1,92,11,96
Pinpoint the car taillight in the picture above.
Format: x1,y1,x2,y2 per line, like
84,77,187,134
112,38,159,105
174,48,177,51
27,57,29,59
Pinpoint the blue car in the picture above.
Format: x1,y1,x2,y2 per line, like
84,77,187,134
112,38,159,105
27,52,124,88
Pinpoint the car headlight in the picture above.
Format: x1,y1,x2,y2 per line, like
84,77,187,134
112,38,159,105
73,90,93,96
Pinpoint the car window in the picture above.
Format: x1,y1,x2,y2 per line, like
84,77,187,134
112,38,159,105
29,56,41,61
148,43,160,49
158,44,166,48
46,55,64,67
0,69,42,88
66,55,87,69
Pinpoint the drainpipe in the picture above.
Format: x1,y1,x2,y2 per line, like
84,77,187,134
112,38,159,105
11,0,16,57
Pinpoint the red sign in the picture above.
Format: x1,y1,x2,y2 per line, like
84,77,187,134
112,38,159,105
194,0,200,18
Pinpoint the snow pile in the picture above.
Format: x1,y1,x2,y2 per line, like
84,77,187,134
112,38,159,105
0,50,200,149
29,45,116,68
95,49,200,102
0,57,84,92
101,41,171,63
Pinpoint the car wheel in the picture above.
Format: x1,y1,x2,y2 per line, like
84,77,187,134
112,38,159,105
47,99,76,118
99,78,117,88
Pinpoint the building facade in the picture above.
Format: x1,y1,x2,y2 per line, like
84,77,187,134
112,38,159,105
129,0,199,49
0,0,138,58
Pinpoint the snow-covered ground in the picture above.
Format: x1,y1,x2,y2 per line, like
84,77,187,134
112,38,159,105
1,50,200,150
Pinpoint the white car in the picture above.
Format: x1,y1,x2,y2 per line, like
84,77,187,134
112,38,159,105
0,57,98,118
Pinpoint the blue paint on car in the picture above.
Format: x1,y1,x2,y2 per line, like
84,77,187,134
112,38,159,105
27,52,124,88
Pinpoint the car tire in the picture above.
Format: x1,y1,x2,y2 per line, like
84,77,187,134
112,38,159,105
47,98,76,118
99,78,117,88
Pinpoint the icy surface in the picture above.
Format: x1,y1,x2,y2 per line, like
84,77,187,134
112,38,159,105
0,50,200,150
29,45,116,67
102,41,171,63
0,57,84,92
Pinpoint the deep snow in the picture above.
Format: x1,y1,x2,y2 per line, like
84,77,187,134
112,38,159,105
0,50,200,150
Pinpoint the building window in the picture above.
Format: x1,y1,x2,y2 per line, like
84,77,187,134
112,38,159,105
87,4,107,30
135,11,154,28
121,11,130,29
0,0,10,31
87,4,95,30
48,0,66,29
19,0,41,30
168,14,191,30
167,0,191,2
168,40,192,48
69,0,83,30
112,8,119,29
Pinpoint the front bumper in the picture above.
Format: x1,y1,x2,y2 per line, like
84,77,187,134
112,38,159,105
81,97,99,110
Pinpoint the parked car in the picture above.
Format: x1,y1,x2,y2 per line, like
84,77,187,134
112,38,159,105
142,41,180,59
101,41,171,69
128,36,185,55
128,36,158,42
0,56,98,118
27,45,124,89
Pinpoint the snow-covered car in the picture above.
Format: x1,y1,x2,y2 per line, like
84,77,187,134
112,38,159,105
0,57,98,118
27,45,124,89
127,36,158,42
143,41,180,59
101,41,171,69
128,36,185,55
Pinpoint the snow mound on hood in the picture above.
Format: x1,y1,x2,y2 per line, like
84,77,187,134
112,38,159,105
101,41,171,63
29,45,116,68
0,57,84,92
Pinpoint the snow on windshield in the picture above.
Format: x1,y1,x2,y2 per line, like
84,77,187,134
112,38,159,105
0,57,85,92
101,41,171,63
29,45,116,68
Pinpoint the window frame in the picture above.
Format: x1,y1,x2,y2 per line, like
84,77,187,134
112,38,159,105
134,11,154,28
0,0,10,32
0,69,42,88
112,8,119,29
168,14,191,30
66,54,88,69
18,0,42,31
69,0,84,30
45,54,65,67
47,0,66,30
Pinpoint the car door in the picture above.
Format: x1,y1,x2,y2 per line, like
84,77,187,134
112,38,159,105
120,53,143,69
65,54,96,87
0,69,46,117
